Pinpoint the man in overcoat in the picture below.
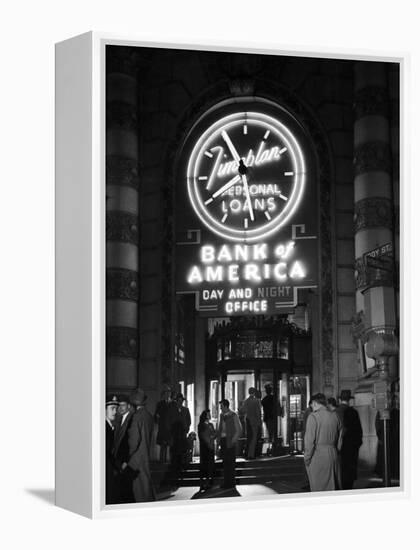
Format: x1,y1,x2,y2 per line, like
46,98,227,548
113,395,134,503
217,399,242,489
166,393,191,480
105,395,119,504
124,388,156,502
336,389,363,489
304,393,342,492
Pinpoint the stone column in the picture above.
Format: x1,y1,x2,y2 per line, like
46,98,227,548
353,62,399,469
106,48,140,395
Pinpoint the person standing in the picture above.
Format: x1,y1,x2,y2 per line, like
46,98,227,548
113,395,134,503
304,393,342,492
336,389,363,490
154,387,172,463
327,397,338,413
125,388,156,502
240,387,262,459
217,399,242,489
261,385,275,455
302,398,313,444
198,410,216,491
167,393,191,481
105,395,119,504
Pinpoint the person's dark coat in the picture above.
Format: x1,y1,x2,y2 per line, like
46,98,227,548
114,412,134,468
198,421,216,488
336,403,363,489
113,412,134,503
127,406,156,502
167,402,191,450
106,421,118,504
154,399,171,445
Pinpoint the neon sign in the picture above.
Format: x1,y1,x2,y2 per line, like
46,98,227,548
186,111,306,243
177,105,318,316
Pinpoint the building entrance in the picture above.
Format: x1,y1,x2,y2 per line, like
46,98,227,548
205,315,312,454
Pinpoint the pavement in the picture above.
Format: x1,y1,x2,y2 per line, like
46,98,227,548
153,454,399,501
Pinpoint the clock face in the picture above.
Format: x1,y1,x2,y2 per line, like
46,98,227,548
187,111,306,242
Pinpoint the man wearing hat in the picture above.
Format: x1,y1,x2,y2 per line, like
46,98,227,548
336,389,363,490
113,395,134,503
166,393,191,482
105,395,119,504
304,393,342,492
124,388,156,502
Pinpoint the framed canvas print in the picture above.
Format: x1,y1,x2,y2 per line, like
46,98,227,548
55,32,406,518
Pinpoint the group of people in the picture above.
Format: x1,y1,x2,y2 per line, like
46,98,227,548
105,389,156,505
303,390,363,492
197,386,275,492
198,399,242,491
106,387,195,503
106,385,364,503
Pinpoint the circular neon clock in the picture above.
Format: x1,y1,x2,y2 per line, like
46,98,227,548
187,111,306,243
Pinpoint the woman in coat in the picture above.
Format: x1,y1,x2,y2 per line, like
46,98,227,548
304,393,343,492
198,409,216,491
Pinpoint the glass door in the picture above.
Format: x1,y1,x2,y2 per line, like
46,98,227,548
288,375,310,452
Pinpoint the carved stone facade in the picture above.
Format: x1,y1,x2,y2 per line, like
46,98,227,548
354,197,393,232
106,326,138,359
106,212,139,245
106,268,139,301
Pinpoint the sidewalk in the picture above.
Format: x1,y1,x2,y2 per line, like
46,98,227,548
154,455,398,501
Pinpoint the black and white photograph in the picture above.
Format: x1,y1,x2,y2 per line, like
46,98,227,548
4,0,420,547
105,45,401,505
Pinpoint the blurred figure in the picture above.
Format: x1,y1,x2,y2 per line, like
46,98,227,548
167,393,191,482
304,393,342,492
125,389,156,502
261,384,275,455
327,397,337,413
302,397,314,443
154,386,172,463
198,410,215,491
217,399,242,489
336,390,363,489
113,395,134,503
105,395,119,504
241,387,262,459
301,397,314,490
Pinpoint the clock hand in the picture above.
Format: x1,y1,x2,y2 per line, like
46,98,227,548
221,130,241,163
241,173,255,221
204,174,241,204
